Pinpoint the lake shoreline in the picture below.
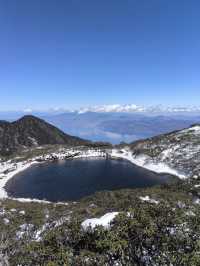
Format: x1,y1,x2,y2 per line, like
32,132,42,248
0,147,187,203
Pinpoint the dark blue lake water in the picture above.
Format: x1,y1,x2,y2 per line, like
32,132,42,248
6,158,170,202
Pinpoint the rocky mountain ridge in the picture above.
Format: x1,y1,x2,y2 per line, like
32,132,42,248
0,115,89,156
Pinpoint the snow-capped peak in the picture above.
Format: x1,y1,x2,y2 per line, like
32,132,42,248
77,104,145,114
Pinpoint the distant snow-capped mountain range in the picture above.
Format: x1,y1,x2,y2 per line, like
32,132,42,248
18,104,200,115
76,104,146,113
75,104,200,114
1,104,200,116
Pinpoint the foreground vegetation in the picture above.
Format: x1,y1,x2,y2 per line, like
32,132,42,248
1,178,200,265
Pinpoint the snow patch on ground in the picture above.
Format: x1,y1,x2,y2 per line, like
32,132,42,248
3,218,10,225
19,210,25,215
81,212,119,230
16,224,34,239
181,125,200,135
139,196,159,204
34,223,50,242
193,198,200,205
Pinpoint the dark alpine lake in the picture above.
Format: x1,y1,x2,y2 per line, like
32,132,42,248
6,158,170,202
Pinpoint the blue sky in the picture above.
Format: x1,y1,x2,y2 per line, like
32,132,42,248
0,0,200,110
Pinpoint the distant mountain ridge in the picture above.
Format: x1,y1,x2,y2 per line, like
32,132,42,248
0,115,89,156
43,112,200,144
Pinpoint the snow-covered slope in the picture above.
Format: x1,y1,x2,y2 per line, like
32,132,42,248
126,124,200,178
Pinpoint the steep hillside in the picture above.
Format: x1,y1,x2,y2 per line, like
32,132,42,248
0,115,89,156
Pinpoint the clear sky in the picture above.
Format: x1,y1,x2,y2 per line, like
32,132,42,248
0,0,200,110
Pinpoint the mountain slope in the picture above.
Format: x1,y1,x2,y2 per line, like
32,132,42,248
0,115,89,155
126,124,200,178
